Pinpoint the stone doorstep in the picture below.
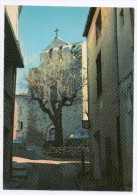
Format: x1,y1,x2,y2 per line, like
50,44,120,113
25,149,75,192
12,170,28,178
77,179,109,191
7,171,39,190
4,177,26,190
12,162,31,168
12,163,26,168
12,166,27,171
76,178,101,191
22,173,39,190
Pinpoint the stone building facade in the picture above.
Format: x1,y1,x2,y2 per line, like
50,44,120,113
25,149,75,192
13,93,29,140
26,36,88,144
83,8,133,190
117,8,133,190
4,6,24,183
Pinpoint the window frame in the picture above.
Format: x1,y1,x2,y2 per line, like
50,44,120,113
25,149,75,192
18,121,23,130
96,9,102,41
96,50,102,99
120,8,124,30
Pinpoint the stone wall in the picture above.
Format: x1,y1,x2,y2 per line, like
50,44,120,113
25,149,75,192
117,8,134,189
86,8,120,188
13,94,29,140
44,138,90,158
84,7,134,190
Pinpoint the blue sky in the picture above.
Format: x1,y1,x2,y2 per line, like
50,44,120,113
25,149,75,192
16,6,89,93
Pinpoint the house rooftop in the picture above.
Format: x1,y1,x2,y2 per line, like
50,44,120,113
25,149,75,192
43,37,69,52
83,8,96,37
41,38,83,54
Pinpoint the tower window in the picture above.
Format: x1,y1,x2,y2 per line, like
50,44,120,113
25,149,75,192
96,50,102,99
59,46,63,59
49,48,53,59
96,10,102,40
18,121,23,130
71,45,76,56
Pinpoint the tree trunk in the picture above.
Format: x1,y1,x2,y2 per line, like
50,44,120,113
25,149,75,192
54,108,63,146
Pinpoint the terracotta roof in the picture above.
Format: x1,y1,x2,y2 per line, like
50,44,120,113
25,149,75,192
83,8,96,37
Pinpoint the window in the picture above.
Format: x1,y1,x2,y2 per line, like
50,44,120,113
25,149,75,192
18,121,23,130
71,45,76,57
120,8,124,28
96,10,102,40
49,48,53,59
96,51,102,99
58,46,63,59
12,68,16,95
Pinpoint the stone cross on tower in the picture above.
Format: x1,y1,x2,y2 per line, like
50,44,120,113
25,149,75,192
54,28,59,38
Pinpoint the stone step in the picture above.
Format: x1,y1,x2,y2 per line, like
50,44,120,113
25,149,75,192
12,170,27,178
22,172,39,190
12,163,27,169
10,177,25,183
12,166,26,171
12,164,26,172
4,177,26,189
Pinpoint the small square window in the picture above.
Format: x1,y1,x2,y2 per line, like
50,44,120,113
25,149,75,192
96,51,102,99
18,121,23,130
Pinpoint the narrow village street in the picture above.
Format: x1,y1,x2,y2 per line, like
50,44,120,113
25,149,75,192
3,5,134,192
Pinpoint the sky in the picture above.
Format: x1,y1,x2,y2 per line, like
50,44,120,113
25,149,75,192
16,6,90,93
